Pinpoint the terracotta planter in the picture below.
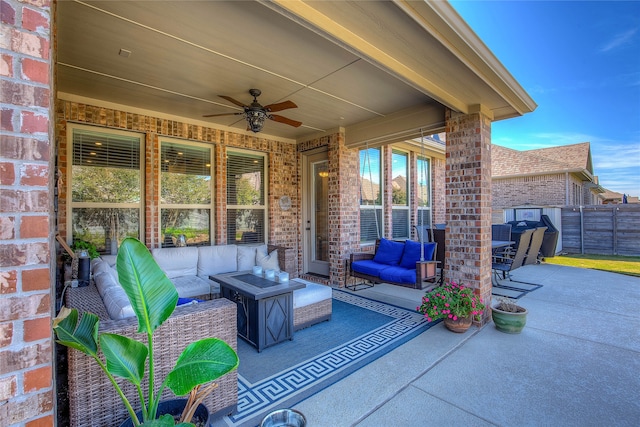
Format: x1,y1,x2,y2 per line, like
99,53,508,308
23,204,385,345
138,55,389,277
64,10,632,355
491,304,528,334
443,315,472,333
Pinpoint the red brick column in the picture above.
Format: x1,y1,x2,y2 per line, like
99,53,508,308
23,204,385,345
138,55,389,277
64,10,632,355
381,145,393,238
431,157,446,224
445,108,493,325
0,0,55,425
144,133,160,247
327,129,359,286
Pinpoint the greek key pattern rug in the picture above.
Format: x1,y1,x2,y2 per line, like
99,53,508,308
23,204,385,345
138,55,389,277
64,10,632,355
220,288,433,427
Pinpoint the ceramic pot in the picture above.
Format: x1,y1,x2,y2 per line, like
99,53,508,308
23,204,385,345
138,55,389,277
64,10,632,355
443,315,472,333
119,399,209,427
491,304,528,334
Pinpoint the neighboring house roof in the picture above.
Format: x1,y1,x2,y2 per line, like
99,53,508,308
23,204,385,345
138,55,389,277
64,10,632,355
492,142,595,182
392,175,406,190
360,178,380,202
600,189,640,204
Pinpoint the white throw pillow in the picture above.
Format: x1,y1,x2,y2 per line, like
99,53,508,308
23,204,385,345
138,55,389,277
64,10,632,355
237,245,259,271
256,245,280,271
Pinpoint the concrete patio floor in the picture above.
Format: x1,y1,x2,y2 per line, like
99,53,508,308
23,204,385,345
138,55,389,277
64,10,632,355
292,263,640,426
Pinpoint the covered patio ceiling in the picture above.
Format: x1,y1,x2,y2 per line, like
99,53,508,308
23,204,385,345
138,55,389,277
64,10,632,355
57,0,536,146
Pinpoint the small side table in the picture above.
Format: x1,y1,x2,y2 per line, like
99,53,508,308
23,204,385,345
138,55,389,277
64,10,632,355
417,260,440,289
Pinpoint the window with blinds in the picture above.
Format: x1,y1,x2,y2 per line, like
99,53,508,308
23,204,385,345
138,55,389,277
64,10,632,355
417,156,432,229
392,150,409,239
70,125,142,254
160,139,213,247
226,150,267,245
359,147,382,243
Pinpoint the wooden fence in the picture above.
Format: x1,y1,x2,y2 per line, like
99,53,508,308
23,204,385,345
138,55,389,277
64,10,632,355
561,205,640,256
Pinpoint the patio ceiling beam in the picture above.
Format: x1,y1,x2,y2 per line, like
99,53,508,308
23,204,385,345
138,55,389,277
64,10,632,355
344,103,446,149
265,0,468,114
394,0,538,119
265,0,536,122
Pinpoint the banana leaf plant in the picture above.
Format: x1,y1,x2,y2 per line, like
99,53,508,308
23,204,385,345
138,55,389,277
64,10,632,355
53,237,239,426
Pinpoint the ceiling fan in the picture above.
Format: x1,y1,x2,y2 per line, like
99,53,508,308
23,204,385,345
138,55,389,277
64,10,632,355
203,89,302,133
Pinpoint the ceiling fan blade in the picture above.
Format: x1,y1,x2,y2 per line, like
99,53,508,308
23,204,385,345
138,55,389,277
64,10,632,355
264,100,297,112
202,112,243,117
219,95,248,108
270,114,302,128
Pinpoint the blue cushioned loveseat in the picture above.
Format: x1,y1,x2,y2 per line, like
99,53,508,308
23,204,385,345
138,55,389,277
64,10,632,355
349,238,438,290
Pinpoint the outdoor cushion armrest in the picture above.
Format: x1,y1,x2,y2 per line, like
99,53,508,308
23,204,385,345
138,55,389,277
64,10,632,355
268,244,296,277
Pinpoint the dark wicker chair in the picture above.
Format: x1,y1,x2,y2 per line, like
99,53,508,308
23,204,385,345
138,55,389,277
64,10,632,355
492,227,534,283
349,239,438,290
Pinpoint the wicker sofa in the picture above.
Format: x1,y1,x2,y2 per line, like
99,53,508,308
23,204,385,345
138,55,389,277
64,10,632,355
64,284,238,427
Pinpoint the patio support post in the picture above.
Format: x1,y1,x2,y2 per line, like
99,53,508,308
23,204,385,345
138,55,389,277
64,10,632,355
327,129,360,286
444,107,493,325
1,0,55,425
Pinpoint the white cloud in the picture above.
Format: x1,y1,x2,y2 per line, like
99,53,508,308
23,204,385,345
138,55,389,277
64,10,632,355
599,28,638,53
592,143,640,170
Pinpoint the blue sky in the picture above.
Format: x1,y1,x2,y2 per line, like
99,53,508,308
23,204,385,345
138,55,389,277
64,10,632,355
450,0,640,197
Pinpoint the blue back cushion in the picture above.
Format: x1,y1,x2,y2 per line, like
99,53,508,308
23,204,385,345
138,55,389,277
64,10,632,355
372,238,405,266
399,240,436,269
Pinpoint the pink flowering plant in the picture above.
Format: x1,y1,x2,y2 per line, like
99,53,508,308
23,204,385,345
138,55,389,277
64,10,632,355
417,281,485,322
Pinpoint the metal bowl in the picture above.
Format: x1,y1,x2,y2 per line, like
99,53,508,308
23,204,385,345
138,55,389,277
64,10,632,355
260,409,306,427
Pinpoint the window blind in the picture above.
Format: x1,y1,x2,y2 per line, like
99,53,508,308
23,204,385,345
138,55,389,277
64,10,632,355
73,129,139,169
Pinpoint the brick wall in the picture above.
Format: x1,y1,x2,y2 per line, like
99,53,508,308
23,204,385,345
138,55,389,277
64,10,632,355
296,130,360,286
492,172,604,209
327,130,359,285
493,174,567,208
1,0,55,425
432,157,446,223
55,100,299,253
445,109,492,325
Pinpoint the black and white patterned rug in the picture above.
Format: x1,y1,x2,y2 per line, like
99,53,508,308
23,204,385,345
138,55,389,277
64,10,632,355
216,284,434,426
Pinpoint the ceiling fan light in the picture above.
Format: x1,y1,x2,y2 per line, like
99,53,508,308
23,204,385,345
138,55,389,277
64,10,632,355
246,110,267,133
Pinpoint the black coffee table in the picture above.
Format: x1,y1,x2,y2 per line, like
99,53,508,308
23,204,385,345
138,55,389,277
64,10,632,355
211,272,305,352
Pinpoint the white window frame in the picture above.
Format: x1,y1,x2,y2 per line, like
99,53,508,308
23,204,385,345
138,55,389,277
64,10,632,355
159,137,214,247
67,123,144,250
417,155,432,229
226,148,268,245
391,148,410,240
359,146,383,244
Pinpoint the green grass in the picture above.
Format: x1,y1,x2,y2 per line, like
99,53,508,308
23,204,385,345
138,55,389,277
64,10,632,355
544,254,640,277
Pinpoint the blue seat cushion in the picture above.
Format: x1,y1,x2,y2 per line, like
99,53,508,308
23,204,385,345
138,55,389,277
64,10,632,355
177,297,201,306
351,259,392,277
372,238,405,266
399,240,436,269
379,266,416,285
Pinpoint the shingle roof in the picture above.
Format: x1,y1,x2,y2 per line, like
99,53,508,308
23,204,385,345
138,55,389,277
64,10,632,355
492,142,592,177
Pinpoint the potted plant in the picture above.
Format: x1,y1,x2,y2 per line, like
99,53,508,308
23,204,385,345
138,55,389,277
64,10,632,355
53,237,239,426
491,297,528,334
416,281,485,333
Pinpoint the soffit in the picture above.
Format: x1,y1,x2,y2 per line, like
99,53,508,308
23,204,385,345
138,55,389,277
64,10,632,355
56,1,535,144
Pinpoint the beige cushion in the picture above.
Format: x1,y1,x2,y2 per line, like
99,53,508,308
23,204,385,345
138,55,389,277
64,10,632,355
237,245,259,271
152,247,199,279
256,245,279,271
197,245,238,276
